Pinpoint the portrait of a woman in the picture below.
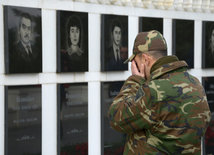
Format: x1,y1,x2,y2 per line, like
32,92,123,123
67,16,83,57
63,16,87,72
58,11,88,72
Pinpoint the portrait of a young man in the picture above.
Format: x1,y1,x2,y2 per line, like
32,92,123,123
101,15,128,71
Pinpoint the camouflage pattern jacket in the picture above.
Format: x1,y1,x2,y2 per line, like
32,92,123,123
108,56,211,155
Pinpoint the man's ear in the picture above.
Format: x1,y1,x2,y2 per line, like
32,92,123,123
142,54,150,66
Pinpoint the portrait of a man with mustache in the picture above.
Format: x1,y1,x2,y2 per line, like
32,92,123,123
10,11,42,73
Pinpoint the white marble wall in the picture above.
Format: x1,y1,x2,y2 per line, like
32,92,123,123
0,0,214,154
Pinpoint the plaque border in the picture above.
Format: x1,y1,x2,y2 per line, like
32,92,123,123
201,77,206,155
56,11,61,73
101,82,105,155
4,6,9,74
5,86,8,155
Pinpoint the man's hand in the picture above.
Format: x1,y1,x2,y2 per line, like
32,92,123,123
131,60,145,78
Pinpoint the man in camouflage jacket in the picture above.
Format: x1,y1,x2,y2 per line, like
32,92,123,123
108,30,211,155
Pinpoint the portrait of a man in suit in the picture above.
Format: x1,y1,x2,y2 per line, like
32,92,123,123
8,10,42,73
104,19,128,71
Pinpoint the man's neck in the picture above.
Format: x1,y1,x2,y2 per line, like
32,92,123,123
21,40,30,47
113,43,119,51
20,40,31,54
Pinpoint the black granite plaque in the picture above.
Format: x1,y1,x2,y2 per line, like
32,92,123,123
57,83,88,155
57,11,88,72
172,19,194,69
202,77,214,155
5,85,42,155
202,21,214,68
101,15,128,71
4,6,42,74
101,81,126,155
139,17,163,34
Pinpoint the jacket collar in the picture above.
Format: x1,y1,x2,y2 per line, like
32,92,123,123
149,56,188,80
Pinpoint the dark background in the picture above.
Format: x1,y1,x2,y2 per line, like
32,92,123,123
139,17,163,34
172,19,194,69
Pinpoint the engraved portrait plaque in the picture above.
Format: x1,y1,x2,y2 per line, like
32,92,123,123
101,81,126,155
101,15,128,71
4,6,42,74
57,11,88,72
202,21,214,68
5,85,42,155
172,19,194,69
202,77,214,155
57,83,88,155
139,17,163,34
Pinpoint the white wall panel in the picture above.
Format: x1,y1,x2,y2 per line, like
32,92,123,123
194,20,202,69
0,0,214,154
164,18,172,55
89,13,100,72
42,84,57,155
42,9,56,73
128,16,138,71
88,82,101,155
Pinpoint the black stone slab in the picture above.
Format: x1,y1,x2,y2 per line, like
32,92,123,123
57,83,88,155
57,11,88,72
139,17,163,34
101,15,128,71
5,85,42,155
172,19,194,69
4,6,42,74
101,81,126,155
202,77,214,155
202,21,214,68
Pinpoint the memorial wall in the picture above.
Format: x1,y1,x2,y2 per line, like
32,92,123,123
0,0,214,154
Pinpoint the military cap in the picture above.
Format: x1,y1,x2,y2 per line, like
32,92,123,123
124,30,167,64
